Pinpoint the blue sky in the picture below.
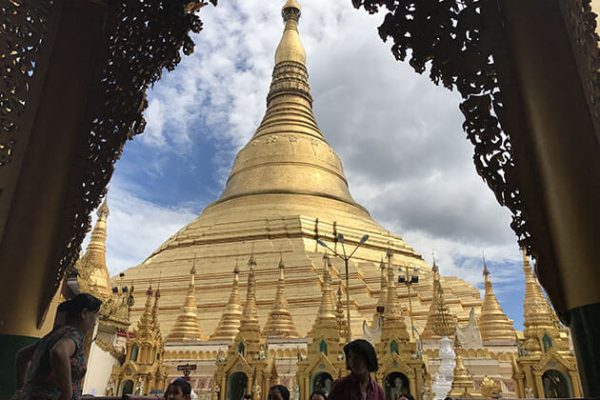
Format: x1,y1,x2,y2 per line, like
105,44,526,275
94,0,532,330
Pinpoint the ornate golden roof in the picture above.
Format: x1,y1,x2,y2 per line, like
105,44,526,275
210,263,242,341
478,263,515,342
263,255,298,338
422,262,456,339
77,198,111,299
166,264,206,342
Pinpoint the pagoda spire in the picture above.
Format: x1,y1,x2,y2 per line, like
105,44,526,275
521,249,562,353
422,261,456,339
335,283,348,339
152,283,162,341
376,256,388,309
136,286,156,341
478,260,515,342
210,0,363,211
236,254,262,343
381,250,410,342
309,253,339,339
77,198,111,298
263,255,298,338
210,262,243,341
167,262,206,342
449,336,479,397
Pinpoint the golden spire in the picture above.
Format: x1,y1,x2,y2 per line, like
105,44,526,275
521,249,562,353
136,286,156,340
210,262,243,341
335,283,348,339
381,250,410,341
263,255,298,338
208,0,365,215
275,0,305,65
449,336,479,398
376,256,388,309
422,262,456,339
478,261,515,342
309,253,339,339
167,263,206,342
152,284,162,341
238,255,261,337
77,198,111,298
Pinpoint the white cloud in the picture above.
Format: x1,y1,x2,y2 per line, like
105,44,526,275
82,182,197,276
108,0,523,297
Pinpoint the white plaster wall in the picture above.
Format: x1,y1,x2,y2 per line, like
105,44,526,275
83,342,119,396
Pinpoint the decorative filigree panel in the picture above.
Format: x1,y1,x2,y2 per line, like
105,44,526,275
0,0,56,166
350,0,532,253
38,0,217,326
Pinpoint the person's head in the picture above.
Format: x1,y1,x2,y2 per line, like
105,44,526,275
54,299,71,328
268,385,289,400
399,395,415,400
168,378,191,400
343,339,378,375
309,389,328,400
63,293,102,332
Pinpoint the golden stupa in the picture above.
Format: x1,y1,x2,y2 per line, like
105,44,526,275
118,0,483,340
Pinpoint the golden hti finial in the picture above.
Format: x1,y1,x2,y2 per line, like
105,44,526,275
381,251,410,341
275,0,305,65
422,261,456,339
478,258,515,342
210,261,243,341
449,335,479,398
167,260,206,342
263,253,299,338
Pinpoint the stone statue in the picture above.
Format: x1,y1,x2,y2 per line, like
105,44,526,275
389,377,404,400
252,384,261,400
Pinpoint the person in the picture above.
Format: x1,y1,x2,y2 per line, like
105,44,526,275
268,385,289,400
13,293,102,400
166,378,192,400
309,389,328,400
15,300,71,390
329,339,384,400
397,394,415,400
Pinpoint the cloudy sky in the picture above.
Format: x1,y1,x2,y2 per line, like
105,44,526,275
92,0,529,328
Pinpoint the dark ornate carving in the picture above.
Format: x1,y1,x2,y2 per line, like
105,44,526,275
36,0,217,325
559,0,600,134
350,0,538,254
0,0,56,166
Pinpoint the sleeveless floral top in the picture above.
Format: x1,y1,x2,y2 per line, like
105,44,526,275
16,325,87,400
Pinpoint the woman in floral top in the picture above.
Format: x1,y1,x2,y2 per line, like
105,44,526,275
14,293,101,400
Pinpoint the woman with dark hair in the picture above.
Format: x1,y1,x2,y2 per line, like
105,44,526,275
329,339,384,400
309,389,328,400
13,293,102,400
166,377,192,400
267,385,289,400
